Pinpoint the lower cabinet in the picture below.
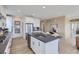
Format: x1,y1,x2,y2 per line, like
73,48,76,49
31,37,59,54
45,39,59,54
4,35,12,54
31,37,45,54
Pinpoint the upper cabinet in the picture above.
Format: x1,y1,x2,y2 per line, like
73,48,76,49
24,17,40,27
0,6,6,18
0,6,6,27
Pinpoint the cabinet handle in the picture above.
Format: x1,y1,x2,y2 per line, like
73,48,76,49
4,52,6,54
33,41,34,45
38,42,40,46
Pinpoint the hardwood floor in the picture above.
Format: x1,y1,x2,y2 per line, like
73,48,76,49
10,37,79,54
10,37,33,54
58,39,79,54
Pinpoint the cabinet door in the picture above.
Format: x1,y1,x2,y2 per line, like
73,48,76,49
33,38,39,53
33,39,45,54
31,37,39,53
31,37,37,53
4,35,12,54
31,37,35,50
31,37,45,54
37,40,45,54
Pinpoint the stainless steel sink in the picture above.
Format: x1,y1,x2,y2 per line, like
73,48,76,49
39,35,46,38
36,34,46,38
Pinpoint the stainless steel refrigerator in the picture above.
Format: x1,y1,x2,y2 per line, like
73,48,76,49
25,23,33,34
25,23,33,48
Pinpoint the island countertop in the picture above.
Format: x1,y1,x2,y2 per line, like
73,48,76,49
0,32,11,54
31,33,61,43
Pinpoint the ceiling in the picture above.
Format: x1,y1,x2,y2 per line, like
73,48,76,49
5,5,79,19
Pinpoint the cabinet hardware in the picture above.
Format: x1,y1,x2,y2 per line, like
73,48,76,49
4,52,6,54
33,41,34,45
38,42,40,46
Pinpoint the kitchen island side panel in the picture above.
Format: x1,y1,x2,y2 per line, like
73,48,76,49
45,39,59,54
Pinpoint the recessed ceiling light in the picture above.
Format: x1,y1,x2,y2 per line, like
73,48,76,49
42,6,46,9
17,10,21,12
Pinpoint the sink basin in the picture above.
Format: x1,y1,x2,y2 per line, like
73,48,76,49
38,35,46,38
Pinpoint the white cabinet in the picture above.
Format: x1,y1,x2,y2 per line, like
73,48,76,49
31,37,45,54
0,6,6,17
37,40,45,54
45,39,59,54
31,37,59,54
0,7,1,13
4,34,12,54
31,37,35,52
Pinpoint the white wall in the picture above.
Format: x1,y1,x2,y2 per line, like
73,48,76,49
0,6,6,17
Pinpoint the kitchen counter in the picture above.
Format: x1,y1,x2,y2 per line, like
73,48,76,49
0,32,12,54
31,33,60,54
31,33,61,43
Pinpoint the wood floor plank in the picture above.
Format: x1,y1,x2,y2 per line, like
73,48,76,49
10,38,33,54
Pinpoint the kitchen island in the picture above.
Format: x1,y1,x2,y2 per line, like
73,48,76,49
31,33,60,54
0,32,12,54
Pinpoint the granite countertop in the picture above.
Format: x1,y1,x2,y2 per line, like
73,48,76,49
0,32,11,54
31,33,61,43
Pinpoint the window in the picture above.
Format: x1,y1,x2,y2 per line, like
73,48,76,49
6,16,13,32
